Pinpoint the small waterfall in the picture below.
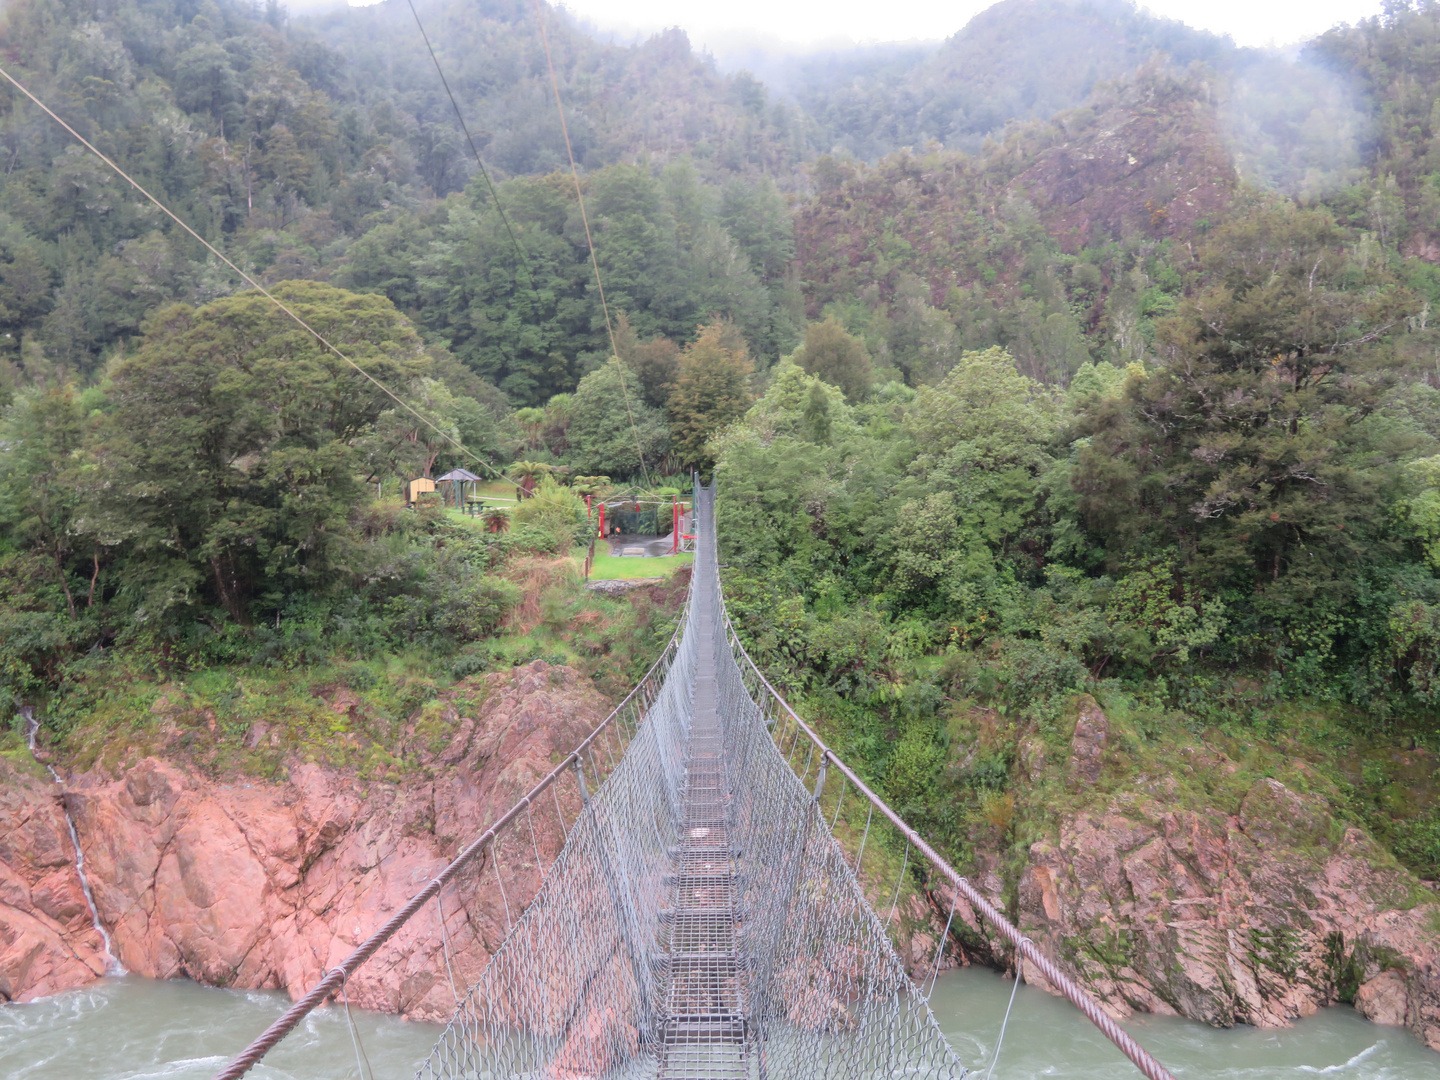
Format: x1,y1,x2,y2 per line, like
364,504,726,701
22,706,126,976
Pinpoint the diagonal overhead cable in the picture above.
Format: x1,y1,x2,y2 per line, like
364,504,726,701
407,0,663,490
0,61,554,499
530,0,653,489
403,0,549,399
404,0,538,296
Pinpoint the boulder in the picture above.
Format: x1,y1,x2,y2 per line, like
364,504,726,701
1355,971,1409,1027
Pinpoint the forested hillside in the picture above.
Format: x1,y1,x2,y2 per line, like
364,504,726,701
788,0,1237,158
10,0,1440,971
0,0,806,385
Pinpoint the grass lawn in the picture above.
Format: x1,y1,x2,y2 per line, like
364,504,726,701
473,480,520,503
443,508,494,531
588,551,693,580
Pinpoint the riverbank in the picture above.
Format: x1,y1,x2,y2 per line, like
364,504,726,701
8,681,1440,1053
0,660,605,1017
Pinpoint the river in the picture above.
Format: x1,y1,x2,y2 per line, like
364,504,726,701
3,970,1438,1079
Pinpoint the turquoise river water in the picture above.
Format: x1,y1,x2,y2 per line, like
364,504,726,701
2,969,1438,1079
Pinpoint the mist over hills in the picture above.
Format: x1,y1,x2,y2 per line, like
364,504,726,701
293,0,1371,191
0,0,1410,390
773,0,1244,156
301,0,816,184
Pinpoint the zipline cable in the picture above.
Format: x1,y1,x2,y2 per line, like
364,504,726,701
531,0,653,489
406,0,664,497
0,62,577,508
404,0,548,392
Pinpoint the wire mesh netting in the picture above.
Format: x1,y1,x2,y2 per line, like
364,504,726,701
416,484,966,1080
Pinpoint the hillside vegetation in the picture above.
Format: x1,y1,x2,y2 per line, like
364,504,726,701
7,0,1440,936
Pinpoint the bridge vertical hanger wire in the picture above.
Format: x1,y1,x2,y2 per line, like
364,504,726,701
338,969,374,1080
925,891,959,999
492,845,513,930
984,960,1023,1080
437,884,461,1006
526,805,544,881
854,801,875,874
551,781,569,841
531,0,652,490
886,843,911,925
829,773,848,829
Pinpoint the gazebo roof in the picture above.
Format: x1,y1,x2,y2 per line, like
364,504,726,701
435,468,482,482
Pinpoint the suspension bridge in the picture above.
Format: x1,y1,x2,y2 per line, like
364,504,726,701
214,485,1176,1080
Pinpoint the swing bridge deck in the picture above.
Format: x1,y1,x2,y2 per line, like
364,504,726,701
212,485,1176,1080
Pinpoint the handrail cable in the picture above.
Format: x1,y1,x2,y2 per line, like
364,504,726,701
723,611,1179,1080
531,0,652,489
209,620,686,1080
0,62,578,510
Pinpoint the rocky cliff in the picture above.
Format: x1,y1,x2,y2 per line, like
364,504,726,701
7,675,1440,1055
0,660,601,1018
927,696,1440,1051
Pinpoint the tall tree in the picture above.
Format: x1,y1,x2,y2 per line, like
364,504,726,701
567,358,671,479
101,282,430,623
794,319,873,401
667,321,756,470
0,386,93,618
1073,199,1419,597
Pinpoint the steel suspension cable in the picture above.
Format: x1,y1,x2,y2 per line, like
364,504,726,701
0,62,577,511
723,615,1179,1080
530,0,652,489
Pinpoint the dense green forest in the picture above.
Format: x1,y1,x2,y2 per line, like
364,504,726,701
8,0,1440,878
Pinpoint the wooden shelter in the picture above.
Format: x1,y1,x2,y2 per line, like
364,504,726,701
408,477,436,505
435,467,482,509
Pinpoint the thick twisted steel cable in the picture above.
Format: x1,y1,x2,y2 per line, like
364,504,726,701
209,621,687,1080
723,616,1180,1080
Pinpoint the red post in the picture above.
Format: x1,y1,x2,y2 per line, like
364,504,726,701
586,494,592,519
598,502,605,539
672,497,679,554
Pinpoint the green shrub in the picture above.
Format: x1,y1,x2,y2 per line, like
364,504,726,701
511,477,590,551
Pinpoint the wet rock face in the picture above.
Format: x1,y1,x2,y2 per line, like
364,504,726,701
937,700,1440,1052
0,661,607,1018
0,764,108,1001
1067,697,1110,786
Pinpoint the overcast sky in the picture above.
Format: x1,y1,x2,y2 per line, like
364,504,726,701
392,0,1385,52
